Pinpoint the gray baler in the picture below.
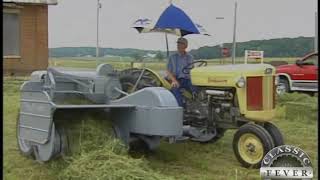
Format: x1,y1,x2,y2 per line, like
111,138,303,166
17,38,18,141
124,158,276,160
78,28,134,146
17,64,183,162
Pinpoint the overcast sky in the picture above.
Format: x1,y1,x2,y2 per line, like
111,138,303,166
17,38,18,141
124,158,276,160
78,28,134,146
48,0,317,51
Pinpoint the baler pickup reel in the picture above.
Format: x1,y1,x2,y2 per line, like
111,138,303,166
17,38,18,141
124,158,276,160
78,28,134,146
17,64,183,162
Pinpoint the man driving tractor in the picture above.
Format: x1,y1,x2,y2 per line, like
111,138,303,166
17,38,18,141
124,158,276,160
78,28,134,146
166,37,197,107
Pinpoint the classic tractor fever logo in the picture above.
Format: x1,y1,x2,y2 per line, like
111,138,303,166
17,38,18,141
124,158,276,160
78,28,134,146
260,145,313,179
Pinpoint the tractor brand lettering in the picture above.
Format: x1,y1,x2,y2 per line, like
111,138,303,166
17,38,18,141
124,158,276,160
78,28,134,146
208,77,227,83
260,145,313,179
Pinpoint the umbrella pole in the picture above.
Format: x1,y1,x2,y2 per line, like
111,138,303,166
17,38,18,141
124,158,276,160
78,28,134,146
165,33,169,58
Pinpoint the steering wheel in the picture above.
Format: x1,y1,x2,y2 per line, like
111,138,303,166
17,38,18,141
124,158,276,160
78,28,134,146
182,60,208,74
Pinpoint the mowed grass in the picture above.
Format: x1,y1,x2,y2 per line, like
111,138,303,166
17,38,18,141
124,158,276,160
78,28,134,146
3,59,318,179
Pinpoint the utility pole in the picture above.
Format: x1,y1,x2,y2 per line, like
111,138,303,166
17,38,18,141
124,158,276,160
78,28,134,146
232,1,238,64
96,0,101,58
315,11,318,52
215,17,225,64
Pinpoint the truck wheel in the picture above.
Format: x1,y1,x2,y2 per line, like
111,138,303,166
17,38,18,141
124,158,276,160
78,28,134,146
263,122,284,147
16,112,34,157
233,123,274,168
278,78,290,94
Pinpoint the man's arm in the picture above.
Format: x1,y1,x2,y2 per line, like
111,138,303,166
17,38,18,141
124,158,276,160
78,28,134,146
166,56,179,88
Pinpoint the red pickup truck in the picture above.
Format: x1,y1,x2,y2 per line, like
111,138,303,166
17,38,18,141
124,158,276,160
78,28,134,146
276,52,318,95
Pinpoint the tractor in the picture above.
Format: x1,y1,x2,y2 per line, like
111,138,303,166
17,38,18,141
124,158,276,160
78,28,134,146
119,60,284,168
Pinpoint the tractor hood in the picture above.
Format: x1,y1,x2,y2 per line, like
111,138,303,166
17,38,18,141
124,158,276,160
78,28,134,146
191,64,275,87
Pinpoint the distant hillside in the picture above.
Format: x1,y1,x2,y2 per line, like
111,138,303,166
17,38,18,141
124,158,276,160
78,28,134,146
49,37,315,59
49,47,160,59
190,36,315,59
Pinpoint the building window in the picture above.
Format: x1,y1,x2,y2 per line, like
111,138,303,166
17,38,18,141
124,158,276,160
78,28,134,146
3,11,20,57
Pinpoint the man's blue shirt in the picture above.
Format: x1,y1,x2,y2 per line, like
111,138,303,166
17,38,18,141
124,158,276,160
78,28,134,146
167,52,194,79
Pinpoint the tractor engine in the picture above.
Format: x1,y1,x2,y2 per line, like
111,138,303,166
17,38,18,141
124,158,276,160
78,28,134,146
184,88,237,129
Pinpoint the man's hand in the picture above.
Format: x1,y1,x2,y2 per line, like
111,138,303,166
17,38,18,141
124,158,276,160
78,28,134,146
166,70,180,88
171,79,180,88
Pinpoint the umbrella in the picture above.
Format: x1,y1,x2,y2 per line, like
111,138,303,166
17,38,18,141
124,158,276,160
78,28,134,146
132,4,209,57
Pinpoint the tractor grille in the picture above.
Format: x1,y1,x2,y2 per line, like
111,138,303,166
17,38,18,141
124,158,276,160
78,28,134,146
246,76,275,111
247,77,263,110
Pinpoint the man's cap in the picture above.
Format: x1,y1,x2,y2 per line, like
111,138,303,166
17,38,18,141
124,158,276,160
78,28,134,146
177,37,188,45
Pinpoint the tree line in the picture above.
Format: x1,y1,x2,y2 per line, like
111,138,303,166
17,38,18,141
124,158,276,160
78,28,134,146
49,37,315,60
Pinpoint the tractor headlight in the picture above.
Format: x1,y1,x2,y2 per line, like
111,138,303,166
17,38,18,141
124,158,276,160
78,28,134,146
236,77,246,88
265,68,273,74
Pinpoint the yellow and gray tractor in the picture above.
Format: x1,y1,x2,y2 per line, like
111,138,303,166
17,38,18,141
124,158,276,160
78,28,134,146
119,60,284,168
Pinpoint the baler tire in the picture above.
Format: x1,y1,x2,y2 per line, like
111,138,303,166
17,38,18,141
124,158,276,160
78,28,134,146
263,122,284,147
16,112,35,158
233,123,274,169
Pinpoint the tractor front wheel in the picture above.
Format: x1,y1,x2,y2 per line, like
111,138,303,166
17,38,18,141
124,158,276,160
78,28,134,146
233,123,274,168
263,122,284,147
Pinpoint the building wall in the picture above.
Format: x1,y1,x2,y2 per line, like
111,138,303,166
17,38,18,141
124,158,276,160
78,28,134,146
3,4,48,75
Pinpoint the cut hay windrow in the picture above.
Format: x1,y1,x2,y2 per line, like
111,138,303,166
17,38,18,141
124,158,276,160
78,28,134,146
52,99,173,180
276,92,318,121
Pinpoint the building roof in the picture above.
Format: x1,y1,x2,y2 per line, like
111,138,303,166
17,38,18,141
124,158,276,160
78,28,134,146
3,0,57,5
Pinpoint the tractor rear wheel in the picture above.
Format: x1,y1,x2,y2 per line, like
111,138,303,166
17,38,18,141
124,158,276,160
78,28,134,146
263,122,284,147
119,69,161,94
16,112,34,157
233,123,274,168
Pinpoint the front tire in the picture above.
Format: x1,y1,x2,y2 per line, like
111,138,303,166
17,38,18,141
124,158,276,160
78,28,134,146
233,123,274,168
263,122,284,147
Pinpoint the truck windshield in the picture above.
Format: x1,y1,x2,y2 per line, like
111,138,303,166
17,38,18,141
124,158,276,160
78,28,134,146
303,55,318,66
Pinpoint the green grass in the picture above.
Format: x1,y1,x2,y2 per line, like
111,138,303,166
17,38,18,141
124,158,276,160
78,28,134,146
3,59,317,179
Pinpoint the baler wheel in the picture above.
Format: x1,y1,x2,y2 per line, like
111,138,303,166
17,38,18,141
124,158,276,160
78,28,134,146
33,123,63,162
16,113,34,157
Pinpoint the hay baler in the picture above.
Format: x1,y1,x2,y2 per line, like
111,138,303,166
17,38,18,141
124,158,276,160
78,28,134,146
119,61,284,168
17,64,183,162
